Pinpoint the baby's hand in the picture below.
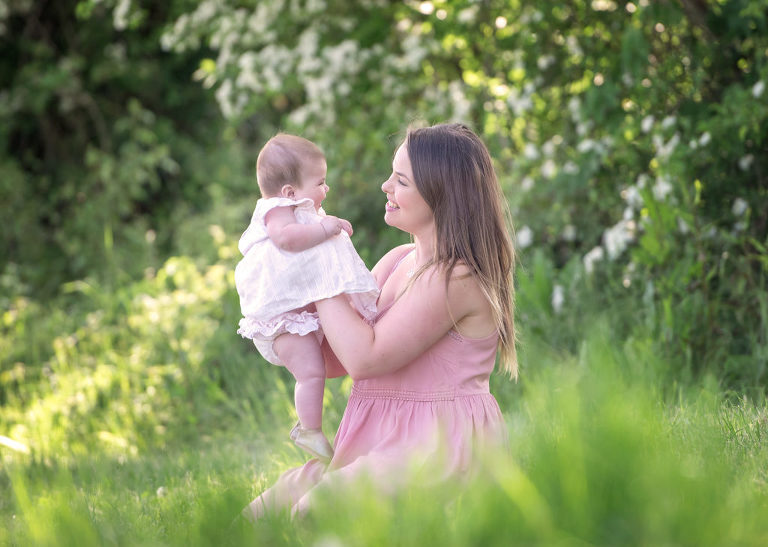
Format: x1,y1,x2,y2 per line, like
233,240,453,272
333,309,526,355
321,216,354,237
339,218,353,236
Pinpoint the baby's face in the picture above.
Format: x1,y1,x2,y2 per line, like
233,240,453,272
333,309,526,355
294,158,329,211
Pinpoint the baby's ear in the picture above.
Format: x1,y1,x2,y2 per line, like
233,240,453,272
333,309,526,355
280,184,295,198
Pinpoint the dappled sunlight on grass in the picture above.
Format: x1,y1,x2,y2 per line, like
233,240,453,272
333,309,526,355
2,237,766,545
3,321,767,545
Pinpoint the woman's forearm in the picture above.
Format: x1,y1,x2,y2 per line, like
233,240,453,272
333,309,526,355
316,295,377,379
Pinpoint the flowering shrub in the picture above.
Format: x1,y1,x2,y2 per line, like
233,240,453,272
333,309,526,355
164,0,767,386
1,0,766,387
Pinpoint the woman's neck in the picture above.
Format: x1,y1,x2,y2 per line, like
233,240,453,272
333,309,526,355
412,235,434,269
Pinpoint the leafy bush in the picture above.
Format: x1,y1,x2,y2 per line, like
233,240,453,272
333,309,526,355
162,0,768,388
0,0,247,293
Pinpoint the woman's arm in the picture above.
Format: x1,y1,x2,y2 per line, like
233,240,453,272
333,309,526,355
316,263,485,380
264,206,352,253
321,338,347,378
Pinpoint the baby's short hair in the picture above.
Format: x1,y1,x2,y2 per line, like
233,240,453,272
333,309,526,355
256,134,325,197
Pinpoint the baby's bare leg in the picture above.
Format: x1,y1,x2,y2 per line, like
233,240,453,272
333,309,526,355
273,333,325,430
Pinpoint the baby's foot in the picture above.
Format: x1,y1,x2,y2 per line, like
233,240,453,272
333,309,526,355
290,422,334,462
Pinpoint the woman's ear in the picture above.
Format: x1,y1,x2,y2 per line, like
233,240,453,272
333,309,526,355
280,184,296,198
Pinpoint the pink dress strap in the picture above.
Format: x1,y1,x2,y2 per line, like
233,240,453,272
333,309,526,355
369,247,414,322
389,247,414,276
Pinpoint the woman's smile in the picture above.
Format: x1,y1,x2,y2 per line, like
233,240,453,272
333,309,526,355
385,199,400,211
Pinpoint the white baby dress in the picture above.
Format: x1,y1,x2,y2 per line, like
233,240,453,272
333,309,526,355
235,197,379,365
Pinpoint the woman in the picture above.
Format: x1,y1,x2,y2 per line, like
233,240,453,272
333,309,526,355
245,122,517,519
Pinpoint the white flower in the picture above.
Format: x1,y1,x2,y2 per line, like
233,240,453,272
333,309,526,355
562,225,577,241
677,217,689,234
516,225,533,249
521,176,534,191
551,285,565,314
652,175,673,201
523,143,539,160
643,280,655,307
641,115,654,133
507,87,533,116
566,35,583,56
661,115,676,130
699,132,711,146
537,55,555,70
215,79,234,118
563,161,579,174
113,0,131,30
591,0,617,10
603,219,634,259
448,81,471,121
583,246,604,274
622,185,643,208
577,139,596,153
732,198,748,216
288,106,309,126
568,97,581,118
418,1,434,15
738,154,754,171
753,80,765,98
457,6,478,23
576,121,593,136
541,159,557,179
654,133,679,160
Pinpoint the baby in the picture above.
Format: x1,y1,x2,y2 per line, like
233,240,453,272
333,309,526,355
235,134,378,462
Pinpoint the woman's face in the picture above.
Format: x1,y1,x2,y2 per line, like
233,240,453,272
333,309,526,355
381,144,433,235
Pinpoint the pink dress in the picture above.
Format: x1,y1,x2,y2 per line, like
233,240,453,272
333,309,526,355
247,252,507,518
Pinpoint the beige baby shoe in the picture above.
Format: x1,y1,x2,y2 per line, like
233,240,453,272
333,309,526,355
289,422,334,462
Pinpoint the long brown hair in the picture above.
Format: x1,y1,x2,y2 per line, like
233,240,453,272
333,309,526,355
406,123,518,377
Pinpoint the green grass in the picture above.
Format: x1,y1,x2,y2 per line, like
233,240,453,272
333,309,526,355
2,246,767,545
3,325,768,546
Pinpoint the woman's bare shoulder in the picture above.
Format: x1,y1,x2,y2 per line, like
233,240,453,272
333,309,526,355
371,243,415,284
443,262,495,337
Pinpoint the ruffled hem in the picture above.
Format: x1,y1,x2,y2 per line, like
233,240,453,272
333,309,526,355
237,311,321,341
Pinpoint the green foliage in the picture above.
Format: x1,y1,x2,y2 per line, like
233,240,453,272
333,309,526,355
3,0,767,386
2,1,768,541
0,0,244,293
155,0,768,387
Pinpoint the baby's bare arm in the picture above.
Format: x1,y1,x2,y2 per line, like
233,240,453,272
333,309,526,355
264,206,353,253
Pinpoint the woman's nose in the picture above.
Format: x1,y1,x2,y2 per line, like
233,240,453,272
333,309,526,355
381,178,390,192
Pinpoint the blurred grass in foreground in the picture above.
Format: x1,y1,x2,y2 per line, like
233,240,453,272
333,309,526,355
3,325,767,546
